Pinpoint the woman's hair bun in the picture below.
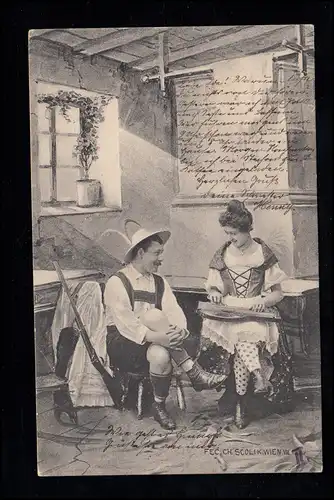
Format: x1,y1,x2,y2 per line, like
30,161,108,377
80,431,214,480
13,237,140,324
219,199,253,232
226,200,246,215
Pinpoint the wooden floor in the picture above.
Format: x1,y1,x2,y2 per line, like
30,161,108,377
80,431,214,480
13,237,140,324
36,385,322,476
35,299,322,476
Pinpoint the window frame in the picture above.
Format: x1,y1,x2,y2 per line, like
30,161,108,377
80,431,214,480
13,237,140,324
38,104,82,205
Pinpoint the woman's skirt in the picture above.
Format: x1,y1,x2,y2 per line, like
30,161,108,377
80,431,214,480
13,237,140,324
197,320,294,406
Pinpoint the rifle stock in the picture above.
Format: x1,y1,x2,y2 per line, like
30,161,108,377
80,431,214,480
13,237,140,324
52,259,123,409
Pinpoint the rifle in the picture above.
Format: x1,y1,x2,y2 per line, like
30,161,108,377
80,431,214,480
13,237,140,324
52,257,123,409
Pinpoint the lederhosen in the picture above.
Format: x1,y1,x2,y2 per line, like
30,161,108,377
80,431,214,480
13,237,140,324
106,271,165,374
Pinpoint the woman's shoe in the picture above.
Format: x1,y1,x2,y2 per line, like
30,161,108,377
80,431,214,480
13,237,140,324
253,369,272,395
234,395,249,429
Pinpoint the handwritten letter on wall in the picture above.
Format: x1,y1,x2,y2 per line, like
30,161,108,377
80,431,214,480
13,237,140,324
175,53,315,213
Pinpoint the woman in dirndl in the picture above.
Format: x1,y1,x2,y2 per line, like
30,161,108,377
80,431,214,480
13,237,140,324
198,200,294,429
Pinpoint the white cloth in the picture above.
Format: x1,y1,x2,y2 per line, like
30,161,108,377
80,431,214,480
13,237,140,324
51,280,114,408
202,242,288,355
104,264,187,345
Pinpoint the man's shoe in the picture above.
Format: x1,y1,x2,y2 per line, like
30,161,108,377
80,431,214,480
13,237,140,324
152,401,176,430
186,362,227,392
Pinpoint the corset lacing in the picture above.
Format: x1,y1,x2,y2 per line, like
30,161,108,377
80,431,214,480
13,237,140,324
228,268,252,298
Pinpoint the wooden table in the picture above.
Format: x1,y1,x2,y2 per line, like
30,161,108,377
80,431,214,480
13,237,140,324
34,269,105,313
279,279,320,357
34,269,105,375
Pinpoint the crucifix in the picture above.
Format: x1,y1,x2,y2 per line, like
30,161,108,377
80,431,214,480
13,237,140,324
141,32,213,95
281,24,309,76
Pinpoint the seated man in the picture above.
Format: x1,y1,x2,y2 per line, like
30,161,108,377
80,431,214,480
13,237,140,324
104,227,226,430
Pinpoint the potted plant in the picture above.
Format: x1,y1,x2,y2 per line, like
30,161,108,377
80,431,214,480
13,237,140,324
37,90,111,207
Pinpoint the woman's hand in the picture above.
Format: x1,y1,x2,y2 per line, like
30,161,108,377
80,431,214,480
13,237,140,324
208,291,223,304
250,299,266,312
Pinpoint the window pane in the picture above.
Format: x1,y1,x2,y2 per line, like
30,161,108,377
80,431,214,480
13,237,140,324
38,134,51,165
56,135,78,166
38,168,52,202
56,167,80,202
55,106,80,134
37,103,51,133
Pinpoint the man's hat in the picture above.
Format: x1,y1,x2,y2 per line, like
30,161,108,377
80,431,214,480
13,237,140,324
123,227,171,264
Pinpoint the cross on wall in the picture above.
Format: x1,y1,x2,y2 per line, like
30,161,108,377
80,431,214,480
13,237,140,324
282,24,309,76
141,31,213,95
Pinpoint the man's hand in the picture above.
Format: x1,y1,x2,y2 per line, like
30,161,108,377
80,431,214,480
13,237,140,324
145,326,187,349
167,326,188,348
208,291,223,304
250,299,266,312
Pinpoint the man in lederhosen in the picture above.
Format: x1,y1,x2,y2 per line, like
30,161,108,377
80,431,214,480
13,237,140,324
104,227,226,430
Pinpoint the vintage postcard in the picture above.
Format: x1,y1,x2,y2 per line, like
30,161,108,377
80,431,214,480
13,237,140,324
30,25,322,476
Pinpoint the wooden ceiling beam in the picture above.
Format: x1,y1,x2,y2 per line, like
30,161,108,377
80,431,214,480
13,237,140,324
73,27,170,56
132,25,295,70
127,25,250,69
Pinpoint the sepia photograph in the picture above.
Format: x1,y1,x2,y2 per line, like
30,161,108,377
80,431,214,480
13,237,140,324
29,24,322,476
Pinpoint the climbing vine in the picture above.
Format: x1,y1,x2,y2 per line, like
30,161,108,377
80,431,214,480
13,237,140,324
37,90,111,178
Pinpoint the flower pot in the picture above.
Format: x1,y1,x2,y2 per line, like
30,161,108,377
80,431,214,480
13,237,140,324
76,179,101,207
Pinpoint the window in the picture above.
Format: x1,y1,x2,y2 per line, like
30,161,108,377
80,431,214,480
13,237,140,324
35,82,122,214
37,103,81,204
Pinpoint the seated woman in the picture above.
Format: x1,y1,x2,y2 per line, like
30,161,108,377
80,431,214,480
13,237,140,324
199,200,294,429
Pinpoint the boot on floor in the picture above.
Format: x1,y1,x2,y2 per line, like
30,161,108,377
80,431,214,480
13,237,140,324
152,401,176,430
